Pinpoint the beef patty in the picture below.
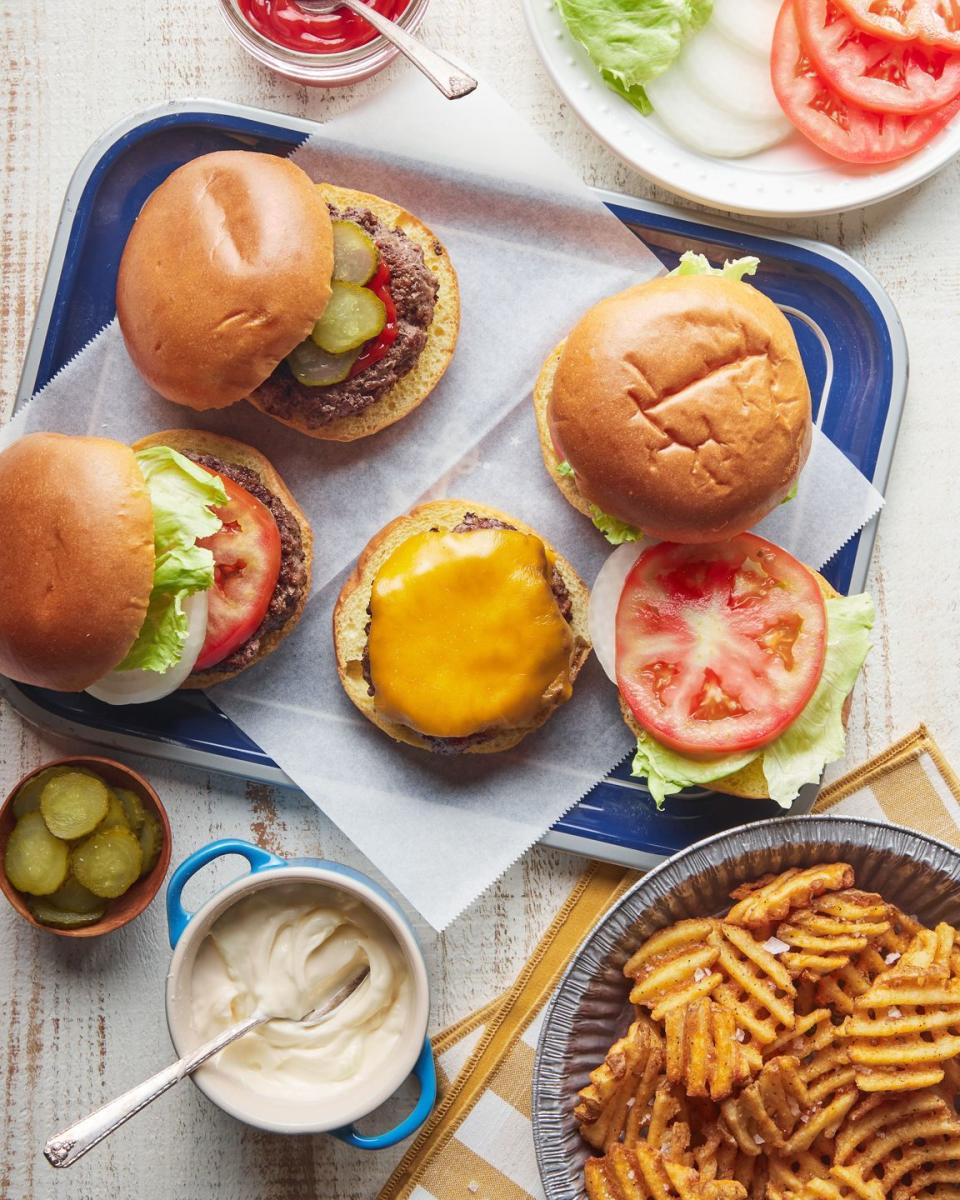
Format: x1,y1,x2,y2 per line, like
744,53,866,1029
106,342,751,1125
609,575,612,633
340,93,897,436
186,453,308,677
252,204,439,429
362,513,574,754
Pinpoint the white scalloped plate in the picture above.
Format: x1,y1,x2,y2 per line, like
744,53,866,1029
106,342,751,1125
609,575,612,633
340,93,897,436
522,0,960,217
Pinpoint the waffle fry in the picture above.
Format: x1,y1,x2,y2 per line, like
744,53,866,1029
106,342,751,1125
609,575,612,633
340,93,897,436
584,1142,748,1200
665,998,757,1101
576,1015,665,1151
577,863,960,1200
712,923,797,1053
624,919,723,1020
843,926,960,1092
815,904,923,1017
831,1090,960,1200
727,865,855,931
776,890,891,980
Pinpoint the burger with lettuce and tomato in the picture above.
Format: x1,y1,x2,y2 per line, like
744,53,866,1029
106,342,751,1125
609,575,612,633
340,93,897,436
0,429,311,705
589,533,874,806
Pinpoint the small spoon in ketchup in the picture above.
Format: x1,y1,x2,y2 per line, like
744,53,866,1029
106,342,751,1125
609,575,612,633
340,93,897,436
295,0,477,98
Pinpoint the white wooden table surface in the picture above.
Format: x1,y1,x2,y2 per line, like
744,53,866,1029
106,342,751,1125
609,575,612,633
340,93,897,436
2,2,957,1196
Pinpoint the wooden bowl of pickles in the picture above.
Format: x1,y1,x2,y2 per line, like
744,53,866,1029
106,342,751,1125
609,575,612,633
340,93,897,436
0,756,171,937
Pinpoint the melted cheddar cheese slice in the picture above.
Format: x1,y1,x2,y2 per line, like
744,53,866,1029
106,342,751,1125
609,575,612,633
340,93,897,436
368,528,574,739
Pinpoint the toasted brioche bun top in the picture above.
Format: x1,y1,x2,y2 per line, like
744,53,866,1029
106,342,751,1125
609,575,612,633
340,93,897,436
0,434,155,691
548,274,811,543
117,151,333,412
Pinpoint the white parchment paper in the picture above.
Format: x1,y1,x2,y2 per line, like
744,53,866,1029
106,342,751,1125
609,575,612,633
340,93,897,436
6,74,884,928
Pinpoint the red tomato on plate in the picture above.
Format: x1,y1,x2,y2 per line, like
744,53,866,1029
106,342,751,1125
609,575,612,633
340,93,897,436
772,1,960,161
795,0,960,114
833,0,960,50
615,534,827,757
192,474,282,672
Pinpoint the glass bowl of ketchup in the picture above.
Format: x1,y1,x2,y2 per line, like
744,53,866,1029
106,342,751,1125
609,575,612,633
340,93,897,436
219,0,430,87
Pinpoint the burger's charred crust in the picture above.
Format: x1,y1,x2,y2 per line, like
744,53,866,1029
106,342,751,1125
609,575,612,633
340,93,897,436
185,452,307,675
360,512,573,753
253,204,439,428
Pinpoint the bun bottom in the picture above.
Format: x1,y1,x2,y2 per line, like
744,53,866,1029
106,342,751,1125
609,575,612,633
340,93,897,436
333,500,592,754
621,573,849,802
131,429,314,688
249,184,460,442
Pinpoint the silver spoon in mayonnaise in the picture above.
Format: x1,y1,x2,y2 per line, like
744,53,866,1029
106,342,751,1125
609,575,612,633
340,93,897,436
43,964,371,1169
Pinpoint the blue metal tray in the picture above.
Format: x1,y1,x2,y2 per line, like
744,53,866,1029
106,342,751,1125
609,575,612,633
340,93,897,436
7,100,906,870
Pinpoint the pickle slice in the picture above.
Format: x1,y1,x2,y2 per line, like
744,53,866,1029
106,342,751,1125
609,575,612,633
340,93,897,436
116,788,146,834
311,282,386,355
28,897,106,929
98,790,129,832
332,220,379,285
40,772,110,840
287,339,360,387
48,874,106,915
12,766,73,818
137,812,163,878
71,828,143,899
4,812,69,896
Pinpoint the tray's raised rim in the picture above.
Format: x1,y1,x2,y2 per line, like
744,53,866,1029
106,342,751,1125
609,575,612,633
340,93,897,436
8,98,908,864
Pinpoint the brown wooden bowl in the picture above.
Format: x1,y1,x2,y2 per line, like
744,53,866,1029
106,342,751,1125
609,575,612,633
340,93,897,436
0,756,172,938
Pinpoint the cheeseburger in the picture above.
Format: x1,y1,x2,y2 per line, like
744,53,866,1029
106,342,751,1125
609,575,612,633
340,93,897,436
535,255,811,544
590,532,873,807
0,430,311,705
334,501,590,753
117,151,459,442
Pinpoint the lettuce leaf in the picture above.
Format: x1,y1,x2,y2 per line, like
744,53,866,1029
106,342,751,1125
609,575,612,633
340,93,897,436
630,592,874,807
117,448,226,673
670,250,760,281
556,0,712,116
781,480,798,505
556,459,576,478
589,504,643,545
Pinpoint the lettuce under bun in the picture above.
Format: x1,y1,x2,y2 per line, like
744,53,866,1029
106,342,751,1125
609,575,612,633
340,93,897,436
533,255,811,545
621,572,874,807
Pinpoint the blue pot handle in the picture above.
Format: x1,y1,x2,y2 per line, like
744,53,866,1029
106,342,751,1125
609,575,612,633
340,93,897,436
167,838,287,949
332,1038,436,1150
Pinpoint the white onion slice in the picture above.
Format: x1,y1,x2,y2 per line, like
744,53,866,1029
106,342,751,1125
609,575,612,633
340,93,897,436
588,542,646,685
681,25,784,122
86,591,209,706
711,0,780,57
647,44,790,158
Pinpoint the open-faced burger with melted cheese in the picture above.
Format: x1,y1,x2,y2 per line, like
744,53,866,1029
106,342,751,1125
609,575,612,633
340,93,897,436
117,151,459,442
0,430,311,706
333,501,591,753
589,533,874,807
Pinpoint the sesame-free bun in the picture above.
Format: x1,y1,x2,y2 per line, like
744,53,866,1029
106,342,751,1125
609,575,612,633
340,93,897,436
622,573,849,802
538,274,812,543
117,151,334,412
333,501,590,753
0,434,155,691
249,183,460,442
131,429,314,689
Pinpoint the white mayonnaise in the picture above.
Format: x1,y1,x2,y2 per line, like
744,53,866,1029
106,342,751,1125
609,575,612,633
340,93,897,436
190,882,413,1100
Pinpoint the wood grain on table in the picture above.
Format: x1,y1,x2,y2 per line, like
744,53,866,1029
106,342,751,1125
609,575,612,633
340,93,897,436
1,1,957,1196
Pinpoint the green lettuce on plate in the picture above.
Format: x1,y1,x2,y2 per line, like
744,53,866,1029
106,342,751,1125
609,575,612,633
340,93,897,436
631,593,875,808
557,0,713,116
117,447,227,673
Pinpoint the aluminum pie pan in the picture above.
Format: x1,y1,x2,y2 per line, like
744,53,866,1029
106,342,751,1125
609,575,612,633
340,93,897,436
532,814,960,1200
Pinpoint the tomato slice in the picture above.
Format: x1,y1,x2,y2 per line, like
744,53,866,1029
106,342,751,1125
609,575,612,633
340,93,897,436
615,534,827,757
772,1,960,160
192,473,282,672
833,0,960,50
795,0,960,113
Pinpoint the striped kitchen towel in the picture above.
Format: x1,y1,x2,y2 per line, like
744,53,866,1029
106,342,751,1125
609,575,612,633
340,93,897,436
379,725,960,1200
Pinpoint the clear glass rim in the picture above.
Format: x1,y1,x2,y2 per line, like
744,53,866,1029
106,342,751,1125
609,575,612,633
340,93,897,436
217,0,430,83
